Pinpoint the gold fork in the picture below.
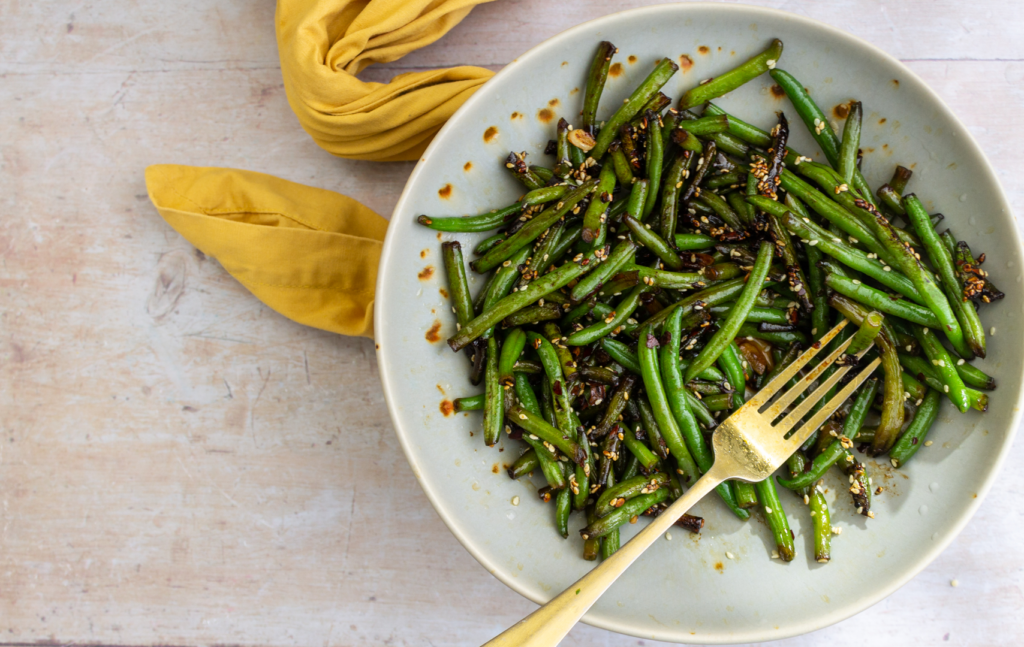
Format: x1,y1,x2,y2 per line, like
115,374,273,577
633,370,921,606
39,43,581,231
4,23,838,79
484,320,879,646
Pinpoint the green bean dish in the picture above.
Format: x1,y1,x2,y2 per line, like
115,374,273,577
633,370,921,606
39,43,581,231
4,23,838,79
418,38,1002,564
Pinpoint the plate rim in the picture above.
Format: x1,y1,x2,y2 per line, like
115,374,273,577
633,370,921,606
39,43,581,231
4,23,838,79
375,3,1023,642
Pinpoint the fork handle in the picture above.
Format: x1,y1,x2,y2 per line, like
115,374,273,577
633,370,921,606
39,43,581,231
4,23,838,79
482,466,727,647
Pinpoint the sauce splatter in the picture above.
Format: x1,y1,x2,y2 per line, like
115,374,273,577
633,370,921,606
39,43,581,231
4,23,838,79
609,62,623,77
425,320,442,343
561,61,568,67
439,287,449,299
438,184,452,199
483,126,499,143
418,265,434,281
511,111,523,120
538,108,554,123
627,55,637,65
833,103,850,119
698,45,710,55
879,118,887,124
440,400,454,417
770,84,786,99
436,232,443,241
491,463,500,474
714,562,724,573
463,161,472,172
679,54,694,71
548,98,560,107
892,79,900,88
569,87,579,95
420,249,429,259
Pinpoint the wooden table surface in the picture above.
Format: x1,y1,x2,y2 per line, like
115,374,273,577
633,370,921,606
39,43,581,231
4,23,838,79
2,1,1022,645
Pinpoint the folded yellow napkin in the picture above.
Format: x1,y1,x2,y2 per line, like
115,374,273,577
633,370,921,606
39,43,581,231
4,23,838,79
147,0,497,337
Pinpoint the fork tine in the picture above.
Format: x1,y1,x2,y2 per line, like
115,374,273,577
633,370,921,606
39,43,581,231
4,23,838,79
773,342,865,435
744,320,850,410
782,356,882,451
761,333,855,420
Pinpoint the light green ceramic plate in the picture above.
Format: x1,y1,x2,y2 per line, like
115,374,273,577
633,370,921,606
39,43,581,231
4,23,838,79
376,4,1022,642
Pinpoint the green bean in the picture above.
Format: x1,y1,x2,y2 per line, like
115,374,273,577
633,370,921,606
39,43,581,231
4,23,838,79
777,209,924,304
643,110,665,220
704,103,772,147
601,338,643,375
685,242,773,381
580,488,669,541
593,375,638,438
727,191,755,227
498,328,527,387
710,305,791,326
732,481,758,508
809,487,831,563
582,508,600,560
502,301,562,328
600,527,621,560
523,185,570,207
955,361,996,391
607,141,635,185
675,114,730,136
876,184,906,216
636,395,670,460
843,311,884,356
824,275,942,328
582,41,616,134
483,337,503,446
454,394,484,412
571,239,636,302
890,389,943,467
522,218,565,284
717,342,747,409
706,171,747,191
837,101,862,187
596,426,622,488
903,194,987,358
449,250,597,351
508,450,538,479
623,214,685,271
642,276,751,333
592,58,679,159
910,324,971,413
671,128,704,154
442,241,476,330
472,179,597,273
475,233,506,256
708,131,751,157
661,308,716,469
695,190,746,232
630,266,707,290
768,212,814,312
417,202,521,232
508,404,587,466
829,295,905,454
573,411,593,511
702,393,732,411
678,39,783,110
735,324,807,346
756,477,795,561
540,322,579,398
595,473,670,517
655,151,693,239
901,371,929,402
682,388,718,429
622,424,661,470
637,324,701,483
555,485,572,539
566,283,651,346
548,223,583,266
621,453,641,481
768,69,874,205
521,434,568,491
898,354,988,412
554,118,573,179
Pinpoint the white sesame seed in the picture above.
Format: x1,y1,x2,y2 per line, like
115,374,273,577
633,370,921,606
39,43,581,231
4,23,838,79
957,359,965,366
765,507,773,514
924,440,933,446
852,279,861,285
951,579,959,588
944,385,949,393
883,266,892,272
766,59,777,69
832,526,842,535
511,496,520,506
726,551,735,560
771,550,780,559
810,511,816,517
891,458,899,468
990,326,997,335
665,532,673,541
906,345,913,352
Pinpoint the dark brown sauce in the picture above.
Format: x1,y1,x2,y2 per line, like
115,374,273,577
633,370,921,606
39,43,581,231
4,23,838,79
609,62,623,77
425,320,442,343
833,102,850,119
438,184,452,199
538,108,554,123
418,266,434,281
483,126,499,143
439,287,449,299
698,45,710,55
463,161,472,172
627,55,637,64
548,98,560,107
770,84,786,99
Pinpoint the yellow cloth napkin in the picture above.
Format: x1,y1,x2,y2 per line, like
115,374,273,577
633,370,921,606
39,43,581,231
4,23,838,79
147,0,498,338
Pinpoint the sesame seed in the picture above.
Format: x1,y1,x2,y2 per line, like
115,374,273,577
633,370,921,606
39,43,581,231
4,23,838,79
511,496,520,506
951,579,959,588
925,440,933,446
832,526,842,535
765,507,773,514
891,458,899,468
883,266,892,272
771,550,780,559
957,358,965,366
804,494,810,505
990,326,997,335
766,59,777,69
725,551,735,560
944,385,949,393
852,279,861,285
906,345,913,352
867,511,876,519
665,532,673,541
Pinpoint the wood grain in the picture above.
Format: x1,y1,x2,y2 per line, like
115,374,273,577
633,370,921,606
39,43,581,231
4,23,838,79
1,1,1021,646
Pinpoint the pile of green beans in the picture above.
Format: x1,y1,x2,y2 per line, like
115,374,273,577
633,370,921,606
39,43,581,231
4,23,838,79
419,38,1001,564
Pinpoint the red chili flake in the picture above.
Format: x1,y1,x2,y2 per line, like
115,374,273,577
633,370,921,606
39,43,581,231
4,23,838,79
552,380,563,396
